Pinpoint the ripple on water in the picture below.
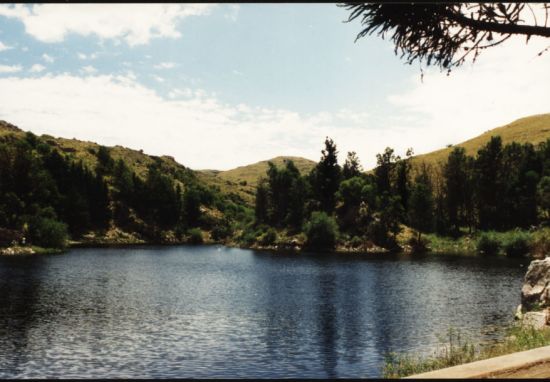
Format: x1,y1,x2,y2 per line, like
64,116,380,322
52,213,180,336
0,246,527,378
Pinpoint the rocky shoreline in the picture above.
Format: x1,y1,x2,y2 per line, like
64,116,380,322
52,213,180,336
515,257,550,329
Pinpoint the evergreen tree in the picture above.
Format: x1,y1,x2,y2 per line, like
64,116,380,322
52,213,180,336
342,151,363,180
286,175,307,230
254,179,269,225
95,145,114,176
443,147,470,234
395,149,413,220
408,165,434,239
374,147,397,196
475,136,504,230
337,176,367,232
537,176,550,222
182,186,202,228
311,137,341,213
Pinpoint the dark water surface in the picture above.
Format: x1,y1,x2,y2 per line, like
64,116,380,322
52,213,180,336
0,245,528,378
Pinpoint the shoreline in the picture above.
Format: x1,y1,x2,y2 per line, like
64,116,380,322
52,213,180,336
3,225,546,259
0,238,523,259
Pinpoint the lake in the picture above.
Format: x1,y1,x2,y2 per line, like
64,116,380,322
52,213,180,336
0,245,528,378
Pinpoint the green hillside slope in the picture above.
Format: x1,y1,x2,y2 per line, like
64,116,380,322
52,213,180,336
197,156,316,205
411,113,550,168
0,120,249,247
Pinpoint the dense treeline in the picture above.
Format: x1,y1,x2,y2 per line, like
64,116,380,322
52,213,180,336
3,126,550,254
253,136,550,251
0,131,248,249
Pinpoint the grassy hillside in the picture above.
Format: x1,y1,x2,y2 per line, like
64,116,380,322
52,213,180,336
411,113,550,169
0,121,196,189
197,156,316,205
0,120,252,247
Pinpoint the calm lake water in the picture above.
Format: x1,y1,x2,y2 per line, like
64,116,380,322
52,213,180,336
0,245,528,378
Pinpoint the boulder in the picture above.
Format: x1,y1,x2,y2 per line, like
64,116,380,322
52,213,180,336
515,304,523,320
522,310,550,330
521,257,550,311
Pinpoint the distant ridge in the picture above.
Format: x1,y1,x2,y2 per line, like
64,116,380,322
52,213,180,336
411,113,550,168
197,156,316,205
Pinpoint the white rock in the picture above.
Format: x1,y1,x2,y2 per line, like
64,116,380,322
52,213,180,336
522,311,549,330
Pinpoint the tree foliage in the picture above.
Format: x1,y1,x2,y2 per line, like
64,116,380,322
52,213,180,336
341,3,550,72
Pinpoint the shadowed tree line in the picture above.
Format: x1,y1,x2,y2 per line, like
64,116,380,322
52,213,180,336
252,136,550,251
0,131,248,249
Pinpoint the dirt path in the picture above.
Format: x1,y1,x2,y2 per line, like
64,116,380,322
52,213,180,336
406,345,550,379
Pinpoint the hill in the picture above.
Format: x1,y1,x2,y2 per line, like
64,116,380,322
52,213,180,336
197,156,317,205
0,120,196,187
411,113,550,169
0,120,248,247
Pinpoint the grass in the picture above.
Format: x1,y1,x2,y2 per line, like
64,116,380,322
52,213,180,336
396,226,550,257
197,156,316,206
410,113,550,173
30,246,65,255
0,120,196,187
382,325,550,378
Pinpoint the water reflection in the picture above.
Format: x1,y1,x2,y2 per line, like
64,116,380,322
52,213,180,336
0,247,527,378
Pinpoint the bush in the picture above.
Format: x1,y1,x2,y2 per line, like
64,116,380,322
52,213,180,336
408,236,430,254
211,219,233,241
259,227,277,246
303,211,339,250
350,235,363,248
238,226,258,246
503,231,531,257
531,228,550,258
476,232,501,256
187,228,203,244
367,219,398,250
28,217,68,249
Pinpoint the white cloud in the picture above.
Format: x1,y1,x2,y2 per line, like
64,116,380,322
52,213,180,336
168,88,193,99
152,75,165,83
154,62,176,70
0,74,382,170
80,65,97,75
224,4,240,22
42,53,54,63
0,4,216,46
29,64,45,73
384,35,550,159
78,52,98,60
0,64,22,73
0,41,12,51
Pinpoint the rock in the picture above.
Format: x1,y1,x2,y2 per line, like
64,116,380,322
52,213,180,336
515,304,523,320
521,257,550,311
522,310,550,330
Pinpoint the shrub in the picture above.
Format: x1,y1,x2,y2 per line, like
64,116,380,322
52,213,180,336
476,232,501,256
531,228,550,258
28,217,68,249
187,228,203,244
503,231,531,258
238,226,258,246
367,220,398,250
350,235,363,248
211,219,233,241
408,236,430,254
303,211,339,250
259,228,277,246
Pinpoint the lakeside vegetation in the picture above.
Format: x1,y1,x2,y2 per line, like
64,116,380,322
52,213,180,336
2,114,550,257
244,131,550,256
382,325,550,378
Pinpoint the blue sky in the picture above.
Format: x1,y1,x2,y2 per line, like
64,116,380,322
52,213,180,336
0,4,549,170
